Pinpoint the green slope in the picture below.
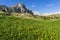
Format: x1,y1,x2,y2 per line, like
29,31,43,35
0,16,60,40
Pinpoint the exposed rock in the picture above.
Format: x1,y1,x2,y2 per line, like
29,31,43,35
0,5,8,12
0,3,34,16
12,3,34,15
0,5,12,13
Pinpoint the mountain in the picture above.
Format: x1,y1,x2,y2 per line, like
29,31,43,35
12,3,34,15
0,3,34,16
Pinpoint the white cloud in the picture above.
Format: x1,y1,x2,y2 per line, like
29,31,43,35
33,11,40,15
43,12,60,16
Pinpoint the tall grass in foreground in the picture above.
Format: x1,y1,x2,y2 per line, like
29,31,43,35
0,16,60,40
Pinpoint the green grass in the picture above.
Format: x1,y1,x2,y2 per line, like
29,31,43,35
0,16,60,40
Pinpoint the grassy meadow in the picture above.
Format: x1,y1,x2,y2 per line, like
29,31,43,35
0,12,60,40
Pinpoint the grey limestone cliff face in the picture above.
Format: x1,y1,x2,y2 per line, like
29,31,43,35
12,3,34,15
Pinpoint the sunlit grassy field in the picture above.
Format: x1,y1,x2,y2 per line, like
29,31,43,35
0,15,60,40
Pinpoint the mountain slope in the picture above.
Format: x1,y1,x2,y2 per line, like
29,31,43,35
0,15,59,40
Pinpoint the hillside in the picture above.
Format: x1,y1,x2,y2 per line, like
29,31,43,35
0,14,60,40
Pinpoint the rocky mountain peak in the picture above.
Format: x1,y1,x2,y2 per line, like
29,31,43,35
0,3,34,16
14,3,24,7
12,3,34,15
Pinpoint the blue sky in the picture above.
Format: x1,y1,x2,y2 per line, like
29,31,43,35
0,0,60,14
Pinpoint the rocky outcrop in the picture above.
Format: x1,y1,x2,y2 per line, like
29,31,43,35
0,5,8,12
0,5,12,13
